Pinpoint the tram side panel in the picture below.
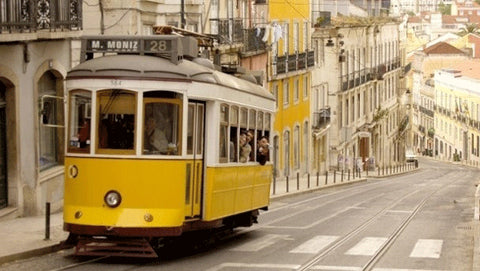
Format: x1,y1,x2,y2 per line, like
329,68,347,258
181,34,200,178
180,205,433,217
204,164,272,221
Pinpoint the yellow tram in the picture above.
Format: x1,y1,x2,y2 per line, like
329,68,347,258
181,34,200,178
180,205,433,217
63,36,275,257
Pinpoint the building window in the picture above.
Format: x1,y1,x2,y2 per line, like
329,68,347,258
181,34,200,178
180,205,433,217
293,22,299,53
38,71,63,171
303,75,308,99
294,78,299,103
284,130,290,176
273,83,279,109
283,79,289,106
283,22,289,55
303,121,309,173
293,125,300,170
303,21,308,51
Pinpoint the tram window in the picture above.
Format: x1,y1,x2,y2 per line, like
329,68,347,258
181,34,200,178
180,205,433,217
219,104,229,163
67,90,92,153
240,108,247,128
196,105,204,155
265,113,271,131
229,106,239,162
144,99,182,155
97,90,136,153
187,104,195,155
257,111,264,131
248,109,257,161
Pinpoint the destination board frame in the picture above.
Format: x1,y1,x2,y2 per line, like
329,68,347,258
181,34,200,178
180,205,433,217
80,35,183,64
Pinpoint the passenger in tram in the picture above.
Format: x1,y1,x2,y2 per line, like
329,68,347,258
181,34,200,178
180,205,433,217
144,116,168,154
239,132,251,163
77,118,90,148
246,130,255,161
257,135,269,165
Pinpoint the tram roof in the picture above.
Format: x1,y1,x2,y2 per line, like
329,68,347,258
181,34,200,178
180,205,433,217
67,54,274,101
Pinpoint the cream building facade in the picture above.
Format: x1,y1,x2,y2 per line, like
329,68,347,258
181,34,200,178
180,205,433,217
434,61,480,165
312,19,407,172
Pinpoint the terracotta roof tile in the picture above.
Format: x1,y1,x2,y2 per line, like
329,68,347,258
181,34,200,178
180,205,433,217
424,42,467,55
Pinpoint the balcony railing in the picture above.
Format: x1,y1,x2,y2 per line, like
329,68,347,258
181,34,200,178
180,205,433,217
212,18,243,44
0,0,82,33
287,54,296,72
243,27,266,52
340,68,373,91
313,107,331,130
274,50,315,76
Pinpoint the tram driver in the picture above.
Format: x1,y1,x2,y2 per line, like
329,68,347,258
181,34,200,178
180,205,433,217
144,116,168,154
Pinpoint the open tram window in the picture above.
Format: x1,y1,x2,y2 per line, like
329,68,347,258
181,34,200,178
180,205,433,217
96,89,136,154
143,91,182,155
219,104,229,163
248,109,257,162
229,106,239,162
68,90,92,153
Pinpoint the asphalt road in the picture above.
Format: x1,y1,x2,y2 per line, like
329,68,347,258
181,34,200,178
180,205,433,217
1,158,477,271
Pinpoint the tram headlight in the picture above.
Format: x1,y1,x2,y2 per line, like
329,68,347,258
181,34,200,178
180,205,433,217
104,190,122,208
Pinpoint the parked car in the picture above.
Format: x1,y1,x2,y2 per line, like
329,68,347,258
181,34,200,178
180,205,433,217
406,150,418,167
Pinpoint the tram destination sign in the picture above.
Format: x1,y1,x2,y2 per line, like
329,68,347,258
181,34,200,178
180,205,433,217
85,38,173,53
82,36,180,63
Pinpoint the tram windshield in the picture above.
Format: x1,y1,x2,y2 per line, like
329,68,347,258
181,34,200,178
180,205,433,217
143,92,182,155
97,89,136,154
68,90,92,153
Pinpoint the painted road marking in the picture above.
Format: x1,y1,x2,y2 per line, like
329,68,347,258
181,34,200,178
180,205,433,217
409,239,443,258
290,235,339,254
205,263,300,271
310,266,362,270
345,237,388,256
230,234,289,252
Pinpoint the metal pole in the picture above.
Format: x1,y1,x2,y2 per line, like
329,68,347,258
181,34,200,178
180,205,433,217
180,0,186,29
297,172,300,190
45,202,50,240
286,176,289,193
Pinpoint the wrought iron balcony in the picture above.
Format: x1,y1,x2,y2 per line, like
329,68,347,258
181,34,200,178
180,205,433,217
313,107,331,130
0,0,82,34
287,54,297,72
274,50,315,76
242,27,266,53
211,18,244,44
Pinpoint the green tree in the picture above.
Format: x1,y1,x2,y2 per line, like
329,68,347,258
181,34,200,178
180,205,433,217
458,23,480,36
438,3,451,15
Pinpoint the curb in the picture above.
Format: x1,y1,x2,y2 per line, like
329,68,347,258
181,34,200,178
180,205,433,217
0,242,66,266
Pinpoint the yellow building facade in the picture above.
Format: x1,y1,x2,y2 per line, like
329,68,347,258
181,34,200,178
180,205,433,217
267,0,313,178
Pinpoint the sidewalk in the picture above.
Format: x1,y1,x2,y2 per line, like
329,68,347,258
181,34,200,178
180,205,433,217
0,165,417,266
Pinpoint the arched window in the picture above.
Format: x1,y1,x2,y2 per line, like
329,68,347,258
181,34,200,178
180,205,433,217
38,71,63,170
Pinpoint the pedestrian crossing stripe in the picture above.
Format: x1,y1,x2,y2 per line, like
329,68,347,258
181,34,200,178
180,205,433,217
409,239,443,259
345,237,388,256
289,235,339,254
230,234,289,252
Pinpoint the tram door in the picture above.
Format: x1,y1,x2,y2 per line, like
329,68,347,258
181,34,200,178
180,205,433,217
185,102,204,218
0,87,6,209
